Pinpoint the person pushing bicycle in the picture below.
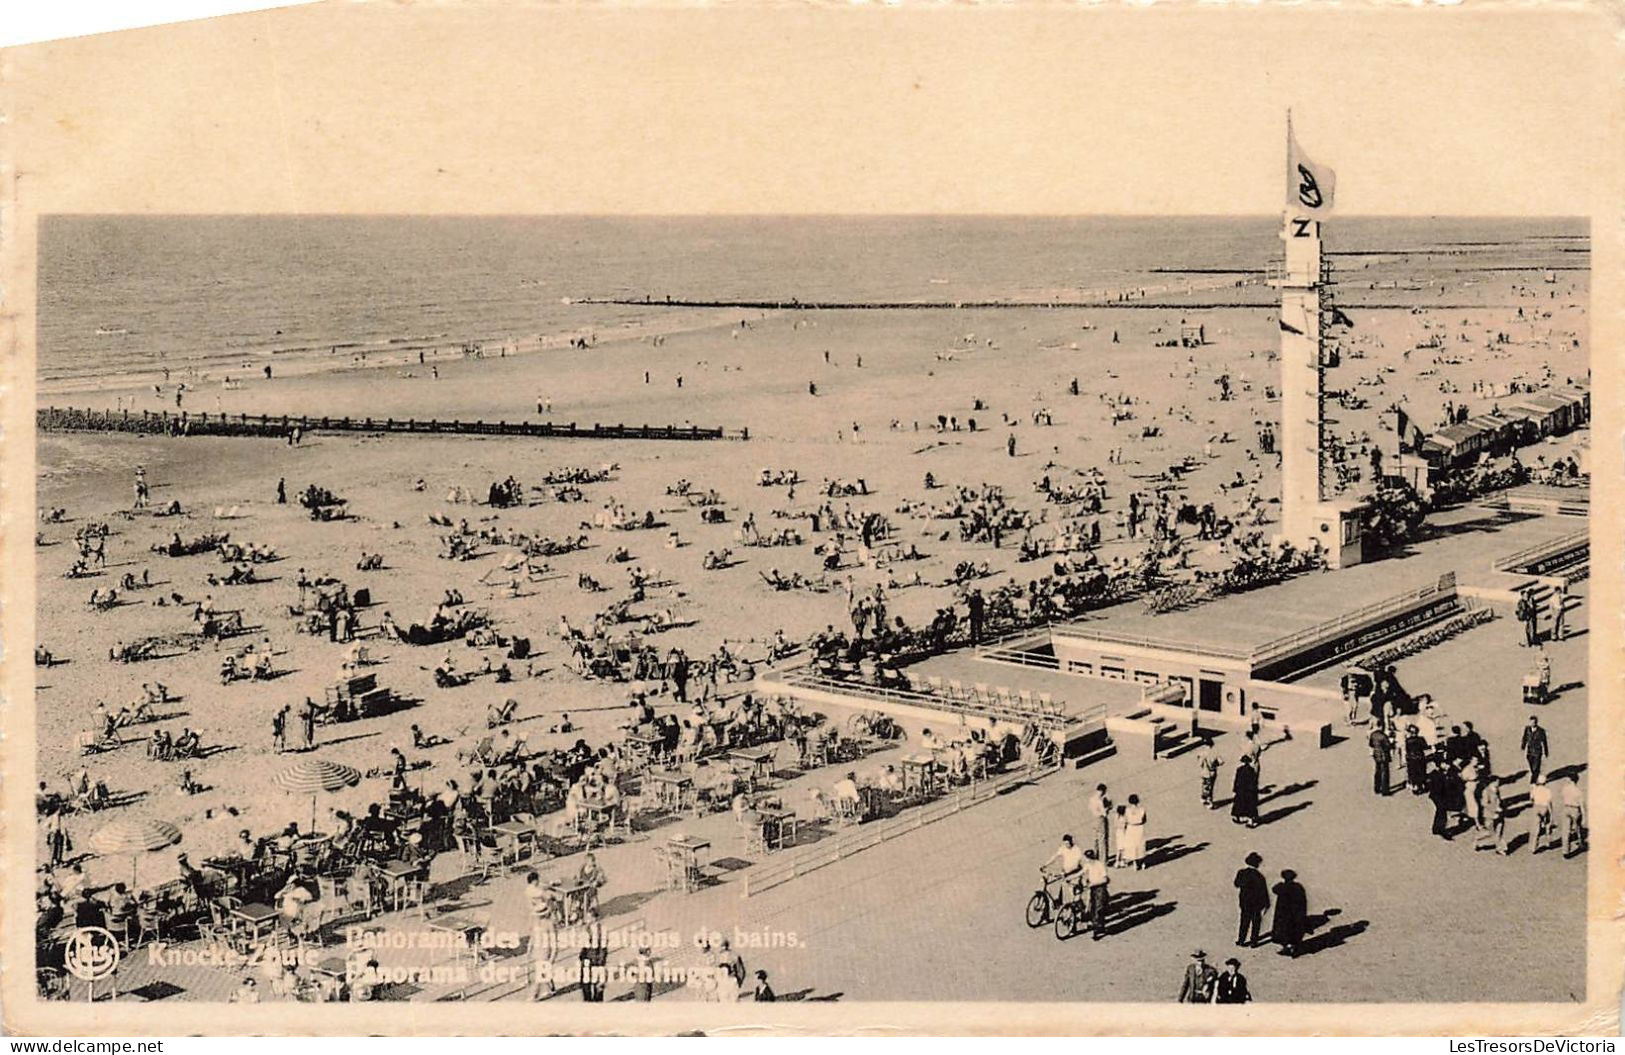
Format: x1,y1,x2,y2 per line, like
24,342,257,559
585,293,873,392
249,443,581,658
1041,834,1086,907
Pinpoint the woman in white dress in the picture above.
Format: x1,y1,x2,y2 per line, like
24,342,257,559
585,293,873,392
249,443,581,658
1121,794,1148,871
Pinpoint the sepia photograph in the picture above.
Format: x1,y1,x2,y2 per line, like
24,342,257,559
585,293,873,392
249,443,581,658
3,2,1620,1036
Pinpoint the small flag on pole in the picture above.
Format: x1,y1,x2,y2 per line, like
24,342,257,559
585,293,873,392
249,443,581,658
1288,125,1336,217
1328,307,1356,328
1280,317,1304,336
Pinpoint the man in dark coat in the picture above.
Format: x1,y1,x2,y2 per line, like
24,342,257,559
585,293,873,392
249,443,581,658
1368,726,1393,795
1214,958,1251,1003
1516,591,1538,646
1427,762,1454,839
1230,756,1259,828
1177,950,1217,1003
1270,869,1309,957
1521,716,1550,783
1233,852,1270,947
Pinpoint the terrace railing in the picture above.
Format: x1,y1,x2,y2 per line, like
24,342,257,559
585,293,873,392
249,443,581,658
1248,573,1458,671
741,759,1060,898
768,663,1098,734
1047,623,1254,663
1490,529,1590,574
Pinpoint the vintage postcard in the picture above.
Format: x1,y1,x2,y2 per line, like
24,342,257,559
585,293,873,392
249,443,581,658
2,1,1620,1036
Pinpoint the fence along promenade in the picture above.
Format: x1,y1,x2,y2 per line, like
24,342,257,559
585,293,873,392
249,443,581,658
37,407,744,442
740,758,1061,898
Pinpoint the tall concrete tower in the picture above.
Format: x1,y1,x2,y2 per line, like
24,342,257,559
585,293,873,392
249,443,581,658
1273,119,1364,568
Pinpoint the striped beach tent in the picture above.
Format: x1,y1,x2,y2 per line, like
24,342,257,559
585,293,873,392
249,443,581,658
273,758,361,829
89,817,182,886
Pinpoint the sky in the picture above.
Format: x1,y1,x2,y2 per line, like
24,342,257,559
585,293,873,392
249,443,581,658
4,5,1615,216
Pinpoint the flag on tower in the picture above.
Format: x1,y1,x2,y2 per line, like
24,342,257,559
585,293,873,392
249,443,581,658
1288,126,1337,217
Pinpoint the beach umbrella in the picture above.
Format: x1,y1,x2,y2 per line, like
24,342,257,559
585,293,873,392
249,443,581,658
89,817,182,887
273,757,361,831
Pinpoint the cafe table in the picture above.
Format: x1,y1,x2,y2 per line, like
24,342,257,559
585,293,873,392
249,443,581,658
204,855,257,894
576,800,615,843
645,769,693,813
310,955,349,1001
490,820,535,865
900,754,938,799
624,730,666,763
377,859,426,912
229,902,282,947
546,878,597,926
426,913,488,970
728,746,777,790
665,834,711,893
757,808,796,850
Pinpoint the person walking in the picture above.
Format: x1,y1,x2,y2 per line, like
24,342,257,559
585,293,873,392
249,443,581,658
1270,869,1309,957
45,810,71,867
524,871,558,1000
576,909,608,1002
1241,729,1264,786
1233,852,1270,947
298,697,318,752
1559,775,1586,857
1550,579,1568,641
271,704,289,754
1516,590,1539,647
1426,761,1454,840
1368,725,1393,795
1081,849,1110,940
1475,778,1508,855
1230,756,1259,828
1214,958,1251,1003
276,477,286,505
1121,795,1148,870
1463,753,1488,828
1111,805,1130,868
1403,725,1429,794
1177,950,1217,1003
1087,784,1112,864
1521,716,1550,782
1195,737,1223,809
1529,775,1556,853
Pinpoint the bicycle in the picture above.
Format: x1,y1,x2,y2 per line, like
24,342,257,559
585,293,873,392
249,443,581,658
1027,868,1083,933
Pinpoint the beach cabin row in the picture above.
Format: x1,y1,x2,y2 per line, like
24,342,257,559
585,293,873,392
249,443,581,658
1419,386,1588,472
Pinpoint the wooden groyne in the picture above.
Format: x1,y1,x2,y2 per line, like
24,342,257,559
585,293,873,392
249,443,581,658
37,407,745,442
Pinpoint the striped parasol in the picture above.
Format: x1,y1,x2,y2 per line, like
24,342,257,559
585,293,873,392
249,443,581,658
274,757,361,830
89,818,182,886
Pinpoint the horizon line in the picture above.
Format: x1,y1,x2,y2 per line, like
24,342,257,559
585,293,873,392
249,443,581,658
38,212,1592,223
